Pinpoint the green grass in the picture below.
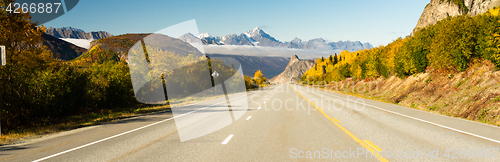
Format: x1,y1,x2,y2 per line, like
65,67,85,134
425,77,432,83
428,105,439,111
447,73,454,79
478,108,491,120
455,79,467,88
495,96,500,102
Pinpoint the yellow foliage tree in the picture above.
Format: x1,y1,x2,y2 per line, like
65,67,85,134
253,70,267,86
254,69,263,79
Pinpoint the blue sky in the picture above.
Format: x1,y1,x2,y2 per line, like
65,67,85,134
44,0,430,46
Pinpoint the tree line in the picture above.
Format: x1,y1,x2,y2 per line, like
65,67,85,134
0,3,263,133
302,7,500,84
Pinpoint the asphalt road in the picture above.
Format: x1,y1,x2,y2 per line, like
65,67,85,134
1,84,500,161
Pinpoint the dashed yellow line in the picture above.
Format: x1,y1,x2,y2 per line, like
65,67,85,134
333,118,341,123
289,84,388,162
364,140,382,152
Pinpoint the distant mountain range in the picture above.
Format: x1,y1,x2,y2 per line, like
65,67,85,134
66,33,290,78
41,26,366,77
206,54,289,78
183,28,373,52
46,27,113,40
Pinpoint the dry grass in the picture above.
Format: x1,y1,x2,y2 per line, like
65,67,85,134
318,60,500,127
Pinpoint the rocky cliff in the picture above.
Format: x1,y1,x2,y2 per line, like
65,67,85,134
46,27,113,40
412,0,500,35
270,55,315,84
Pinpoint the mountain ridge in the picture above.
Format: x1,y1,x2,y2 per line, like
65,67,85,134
198,27,373,52
67,33,289,79
46,27,113,40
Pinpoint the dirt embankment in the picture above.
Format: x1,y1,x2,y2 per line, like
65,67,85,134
323,60,500,126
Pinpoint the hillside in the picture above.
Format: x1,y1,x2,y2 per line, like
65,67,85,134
271,55,315,84
41,33,87,60
66,33,289,78
301,6,500,126
69,33,206,67
69,34,150,65
322,60,500,126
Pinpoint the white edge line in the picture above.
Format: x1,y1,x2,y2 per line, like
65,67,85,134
32,95,249,162
246,116,252,120
258,107,261,110
297,85,500,145
221,134,234,144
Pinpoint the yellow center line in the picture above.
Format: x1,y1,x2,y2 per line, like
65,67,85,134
333,118,341,123
364,140,382,152
289,84,388,162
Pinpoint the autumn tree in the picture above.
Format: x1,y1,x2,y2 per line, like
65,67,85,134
253,70,268,86
333,54,338,65
0,0,60,131
300,7,500,84
476,8,500,67
428,16,478,72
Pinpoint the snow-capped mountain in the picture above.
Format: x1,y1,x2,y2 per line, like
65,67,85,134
178,33,205,53
197,33,224,45
243,27,283,47
190,27,372,52
290,37,302,44
198,33,212,39
179,33,201,44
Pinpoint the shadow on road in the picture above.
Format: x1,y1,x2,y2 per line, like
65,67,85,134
0,145,33,155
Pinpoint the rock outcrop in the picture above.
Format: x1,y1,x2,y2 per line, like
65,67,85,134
270,55,315,84
467,0,500,15
46,27,113,40
412,0,500,35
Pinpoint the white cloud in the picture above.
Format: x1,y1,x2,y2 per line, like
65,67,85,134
203,45,341,59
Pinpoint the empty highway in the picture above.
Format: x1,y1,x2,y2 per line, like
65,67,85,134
1,84,500,161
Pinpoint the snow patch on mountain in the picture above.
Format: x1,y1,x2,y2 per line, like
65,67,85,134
60,38,93,49
199,33,212,39
243,33,259,45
